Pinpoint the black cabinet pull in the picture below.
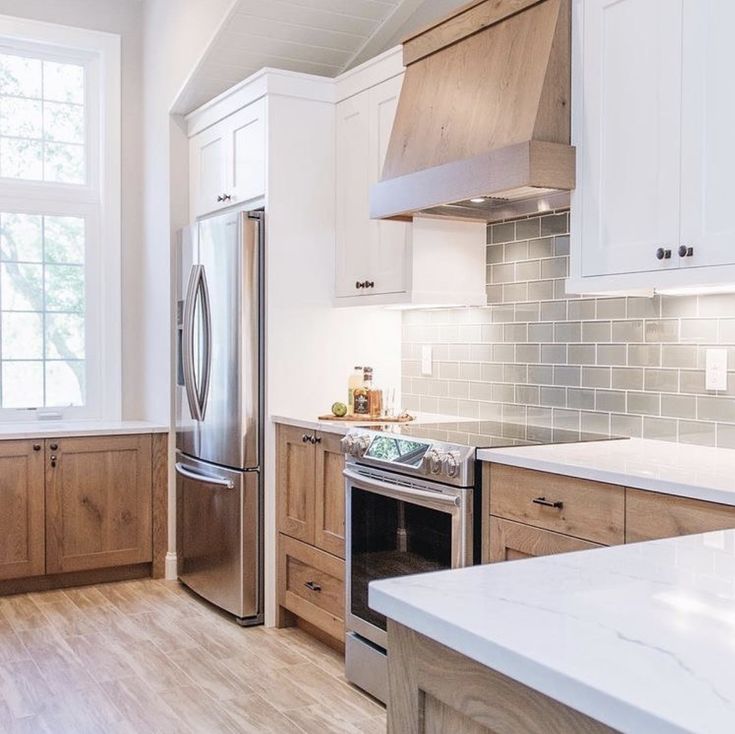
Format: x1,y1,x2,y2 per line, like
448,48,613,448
532,496,563,510
355,280,376,290
50,455,57,468
49,443,58,451
217,194,232,203
32,444,41,452
656,248,671,261
678,245,694,258
311,436,322,445
304,581,321,592
302,434,311,443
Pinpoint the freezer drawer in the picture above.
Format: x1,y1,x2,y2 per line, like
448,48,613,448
176,454,261,623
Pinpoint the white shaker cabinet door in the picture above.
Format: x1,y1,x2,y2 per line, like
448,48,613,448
335,91,372,298
578,0,682,277
190,119,228,218
679,0,735,269
368,75,409,296
228,99,266,208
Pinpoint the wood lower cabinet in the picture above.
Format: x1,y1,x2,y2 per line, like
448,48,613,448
46,435,153,574
276,424,345,557
0,432,165,593
484,463,735,566
0,441,45,581
488,517,602,563
276,423,346,645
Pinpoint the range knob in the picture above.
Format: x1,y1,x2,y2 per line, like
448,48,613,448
354,434,372,457
340,434,356,455
443,451,461,478
423,447,442,475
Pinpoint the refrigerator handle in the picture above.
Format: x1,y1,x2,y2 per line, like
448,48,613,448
182,265,203,422
175,462,234,489
198,265,213,421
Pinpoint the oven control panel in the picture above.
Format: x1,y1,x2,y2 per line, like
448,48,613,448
340,430,475,487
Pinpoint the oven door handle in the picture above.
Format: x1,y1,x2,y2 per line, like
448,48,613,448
343,468,461,509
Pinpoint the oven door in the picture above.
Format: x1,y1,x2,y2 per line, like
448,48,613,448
345,465,472,650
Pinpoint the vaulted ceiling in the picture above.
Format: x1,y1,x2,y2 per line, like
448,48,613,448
173,0,466,114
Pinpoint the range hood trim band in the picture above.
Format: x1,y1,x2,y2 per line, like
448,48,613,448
370,140,575,221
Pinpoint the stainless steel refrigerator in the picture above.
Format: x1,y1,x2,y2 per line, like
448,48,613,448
175,209,264,626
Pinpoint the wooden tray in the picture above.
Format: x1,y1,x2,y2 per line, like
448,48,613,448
317,413,415,423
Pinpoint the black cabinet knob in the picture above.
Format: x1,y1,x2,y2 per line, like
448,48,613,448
217,194,232,203
32,444,41,452
656,248,671,261
678,245,694,258
49,443,58,451
311,436,322,445
301,434,310,443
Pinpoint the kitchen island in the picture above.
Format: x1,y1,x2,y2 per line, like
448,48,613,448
370,529,735,734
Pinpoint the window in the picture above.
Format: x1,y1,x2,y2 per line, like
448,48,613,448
0,17,120,420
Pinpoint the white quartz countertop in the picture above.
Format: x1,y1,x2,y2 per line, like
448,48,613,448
0,420,168,440
479,437,735,506
271,412,477,435
370,530,735,734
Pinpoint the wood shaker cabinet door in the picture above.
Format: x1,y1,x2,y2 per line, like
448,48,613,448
314,431,345,558
0,441,45,580
488,517,602,563
276,425,316,544
625,488,735,543
45,435,152,573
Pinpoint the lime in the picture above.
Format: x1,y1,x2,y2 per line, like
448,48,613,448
331,401,347,417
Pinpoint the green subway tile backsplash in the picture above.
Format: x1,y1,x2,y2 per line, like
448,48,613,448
401,210,735,448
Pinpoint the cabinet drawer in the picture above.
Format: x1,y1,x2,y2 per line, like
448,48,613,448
488,465,624,545
279,534,344,641
488,517,602,563
626,489,735,543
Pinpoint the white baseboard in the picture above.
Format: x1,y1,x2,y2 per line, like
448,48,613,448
165,552,178,580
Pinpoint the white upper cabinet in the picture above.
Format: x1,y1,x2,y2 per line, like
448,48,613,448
189,98,265,219
679,0,735,270
571,0,735,292
334,51,486,307
336,75,409,299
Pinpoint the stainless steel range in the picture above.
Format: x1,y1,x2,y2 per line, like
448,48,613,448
341,421,620,703
342,427,481,703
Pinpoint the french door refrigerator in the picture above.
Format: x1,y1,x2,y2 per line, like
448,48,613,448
175,209,264,626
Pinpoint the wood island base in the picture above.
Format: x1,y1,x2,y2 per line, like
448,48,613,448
386,621,616,734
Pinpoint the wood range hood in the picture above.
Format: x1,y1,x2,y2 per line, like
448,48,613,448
370,0,574,223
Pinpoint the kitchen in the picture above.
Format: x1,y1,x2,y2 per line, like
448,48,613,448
0,0,734,732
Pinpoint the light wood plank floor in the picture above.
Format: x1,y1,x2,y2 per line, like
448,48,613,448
0,578,386,733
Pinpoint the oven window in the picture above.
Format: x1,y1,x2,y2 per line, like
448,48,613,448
351,487,452,632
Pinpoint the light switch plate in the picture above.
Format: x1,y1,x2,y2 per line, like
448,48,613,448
706,348,728,391
421,345,433,376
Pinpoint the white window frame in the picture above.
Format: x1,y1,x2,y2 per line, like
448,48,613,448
0,15,120,422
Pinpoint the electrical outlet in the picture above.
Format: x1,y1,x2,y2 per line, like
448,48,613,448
421,345,433,376
706,349,728,391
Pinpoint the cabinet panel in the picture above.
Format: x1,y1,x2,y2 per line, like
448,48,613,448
276,425,316,544
488,517,601,563
229,100,266,207
189,121,228,218
579,0,682,277
46,435,152,574
626,488,735,543
314,431,345,558
680,0,735,268
0,441,44,580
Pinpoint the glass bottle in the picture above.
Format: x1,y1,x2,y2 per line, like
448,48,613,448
347,365,363,415
354,367,372,415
